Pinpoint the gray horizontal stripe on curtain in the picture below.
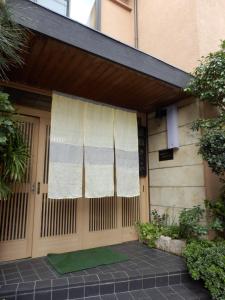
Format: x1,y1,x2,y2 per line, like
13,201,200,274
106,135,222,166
85,146,114,165
116,149,139,168
50,142,83,164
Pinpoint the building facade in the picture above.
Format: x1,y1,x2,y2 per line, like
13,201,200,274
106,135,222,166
98,0,223,221
100,0,225,72
0,0,223,261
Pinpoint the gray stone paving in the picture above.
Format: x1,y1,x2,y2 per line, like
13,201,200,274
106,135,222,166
0,241,211,299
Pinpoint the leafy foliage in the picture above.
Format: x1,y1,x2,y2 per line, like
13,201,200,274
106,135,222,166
151,209,168,228
185,41,225,110
185,41,225,182
0,1,28,198
136,207,210,247
136,222,161,247
179,206,208,239
161,224,180,239
183,240,225,300
0,92,29,198
205,196,225,235
0,1,27,78
192,117,225,178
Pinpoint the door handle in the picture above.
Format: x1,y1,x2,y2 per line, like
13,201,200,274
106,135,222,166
37,182,41,194
31,183,36,193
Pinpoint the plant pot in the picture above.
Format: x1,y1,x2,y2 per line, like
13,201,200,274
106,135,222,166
155,235,186,256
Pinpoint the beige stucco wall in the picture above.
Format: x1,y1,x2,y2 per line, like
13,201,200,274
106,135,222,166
137,0,225,72
148,98,207,222
196,0,225,58
100,0,135,46
138,0,199,72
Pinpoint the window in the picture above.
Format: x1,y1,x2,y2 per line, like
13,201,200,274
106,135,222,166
31,0,100,29
70,0,99,29
32,0,69,16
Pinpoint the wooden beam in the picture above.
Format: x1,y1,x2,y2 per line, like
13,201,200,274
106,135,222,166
0,81,52,97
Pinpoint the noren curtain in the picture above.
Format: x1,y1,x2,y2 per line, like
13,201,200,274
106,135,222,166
114,109,140,197
84,102,114,198
48,93,140,199
48,93,84,199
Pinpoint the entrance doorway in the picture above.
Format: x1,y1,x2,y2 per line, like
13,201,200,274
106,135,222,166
0,105,148,261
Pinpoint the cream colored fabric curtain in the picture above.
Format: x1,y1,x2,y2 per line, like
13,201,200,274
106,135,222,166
48,93,139,199
84,102,114,198
48,93,84,199
114,109,140,197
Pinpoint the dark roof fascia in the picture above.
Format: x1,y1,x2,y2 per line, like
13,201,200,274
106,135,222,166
8,0,192,89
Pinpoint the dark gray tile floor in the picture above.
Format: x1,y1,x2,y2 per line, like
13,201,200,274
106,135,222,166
0,241,211,299
0,241,186,285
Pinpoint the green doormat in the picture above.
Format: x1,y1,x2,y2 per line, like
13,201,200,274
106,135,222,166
47,247,128,274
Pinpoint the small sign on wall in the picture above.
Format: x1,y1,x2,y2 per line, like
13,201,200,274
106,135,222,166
159,149,174,161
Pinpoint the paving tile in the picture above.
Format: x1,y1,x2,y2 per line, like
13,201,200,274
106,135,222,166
158,286,176,296
144,288,166,299
115,281,129,293
17,281,35,294
6,278,23,284
52,277,68,288
101,294,117,300
112,271,128,282
143,277,155,289
17,293,34,300
52,288,68,300
100,283,114,295
169,274,181,285
129,279,142,291
69,286,84,299
0,283,18,297
35,290,51,300
166,294,184,299
21,274,40,282
84,274,99,285
85,284,100,297
125,270,141,280
155,276,168,287
35,279,52,292
68,275,84,287
98,273,114,283
116,292,134,300
131,289,147,299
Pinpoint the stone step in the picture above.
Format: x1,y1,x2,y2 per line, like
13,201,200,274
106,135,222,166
86,283,211,300
0,273,210,299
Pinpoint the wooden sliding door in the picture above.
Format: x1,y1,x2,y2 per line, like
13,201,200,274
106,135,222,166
0,115,39,261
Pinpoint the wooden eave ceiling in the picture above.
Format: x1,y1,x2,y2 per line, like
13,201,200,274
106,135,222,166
6,0,191,112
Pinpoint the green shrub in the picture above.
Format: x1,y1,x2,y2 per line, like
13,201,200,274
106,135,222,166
0,92,29,198
151,209,168,228
184,240,225,300
205,197,225,235
136,222,161,247
179,206,208,239
161,224,180,239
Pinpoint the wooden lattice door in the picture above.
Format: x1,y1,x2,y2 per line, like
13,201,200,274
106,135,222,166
0,115,39,261
31,115,145,258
